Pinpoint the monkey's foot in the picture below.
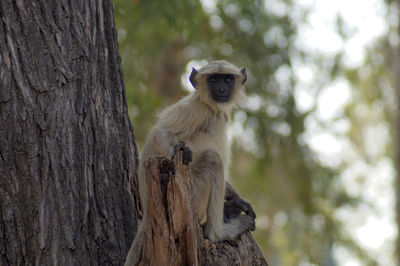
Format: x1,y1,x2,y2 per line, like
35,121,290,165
236,214,256,233
224,197,256,223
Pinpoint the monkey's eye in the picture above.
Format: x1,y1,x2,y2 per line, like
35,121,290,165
225,78,232,84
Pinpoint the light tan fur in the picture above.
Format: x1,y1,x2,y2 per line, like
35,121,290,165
195,60,246,114
125,61,251,266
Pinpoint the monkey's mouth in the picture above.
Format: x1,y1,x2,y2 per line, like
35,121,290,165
213,96,231,103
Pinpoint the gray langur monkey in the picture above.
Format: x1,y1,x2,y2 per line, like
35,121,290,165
125,60,256,266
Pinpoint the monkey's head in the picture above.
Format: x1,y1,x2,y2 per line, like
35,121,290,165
189,60,247,112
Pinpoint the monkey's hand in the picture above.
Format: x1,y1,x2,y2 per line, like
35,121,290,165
172,141,192,165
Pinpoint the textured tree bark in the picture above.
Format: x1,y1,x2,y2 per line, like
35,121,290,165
0,1,139,265
138,152,268,266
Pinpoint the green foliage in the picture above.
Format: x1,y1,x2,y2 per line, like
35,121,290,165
114,0,374,264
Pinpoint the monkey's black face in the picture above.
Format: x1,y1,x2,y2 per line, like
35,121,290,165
207,74,235,103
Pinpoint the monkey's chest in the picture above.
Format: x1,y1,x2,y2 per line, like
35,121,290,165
184,130,230,168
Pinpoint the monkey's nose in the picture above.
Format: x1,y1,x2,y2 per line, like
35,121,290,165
218,87,226,95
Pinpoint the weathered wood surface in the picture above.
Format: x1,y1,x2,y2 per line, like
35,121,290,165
139,152,268,266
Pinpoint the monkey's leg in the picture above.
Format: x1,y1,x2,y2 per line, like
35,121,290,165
191,150,223,241
125,164,147,266
124,219,145,266
192,150,254,242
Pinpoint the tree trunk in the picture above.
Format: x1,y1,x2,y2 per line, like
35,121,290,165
138,153,268,266
0,1,139,265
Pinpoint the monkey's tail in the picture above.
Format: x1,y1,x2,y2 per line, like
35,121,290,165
124,217,146,266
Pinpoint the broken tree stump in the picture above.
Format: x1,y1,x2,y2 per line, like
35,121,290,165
138,151,268,266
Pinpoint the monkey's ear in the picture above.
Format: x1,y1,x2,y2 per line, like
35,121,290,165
189,68,199,89
240,67,247,85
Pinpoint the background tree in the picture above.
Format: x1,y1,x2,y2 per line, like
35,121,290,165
337,0,400,264
387,1,400,261
0,1,138,264
115,0,395,265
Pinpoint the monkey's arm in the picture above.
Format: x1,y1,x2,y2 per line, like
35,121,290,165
224,182,256,222
157,98,209,141
152,129,192,165
151,128,176,157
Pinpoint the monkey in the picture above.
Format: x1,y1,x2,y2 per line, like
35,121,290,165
125,60,256,266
